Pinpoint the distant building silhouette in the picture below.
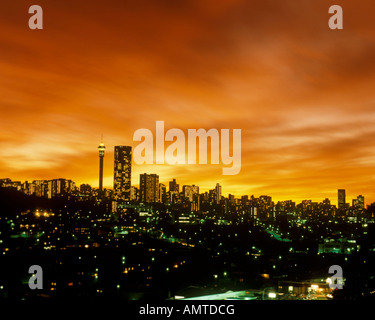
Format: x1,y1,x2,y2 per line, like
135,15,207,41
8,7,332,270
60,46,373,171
159,183,166,203
169,178,179,203
169,179,179,193
338,189,346,209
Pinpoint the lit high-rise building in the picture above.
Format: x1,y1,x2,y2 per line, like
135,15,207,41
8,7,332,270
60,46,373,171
32,180,47,198
357,195,365,209
114,146,132,201
338,189,346,209
46,178,75,199
98,139,106,196
353,195,364,209
159,183,166,203
215,183,222,204
183,185,200,211
183,185,199,202
169,179,179,193
130,186,139,201
140,173,159,203
169,178,180,203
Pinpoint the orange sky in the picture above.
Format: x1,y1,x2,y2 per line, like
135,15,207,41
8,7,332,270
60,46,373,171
1,0,375,205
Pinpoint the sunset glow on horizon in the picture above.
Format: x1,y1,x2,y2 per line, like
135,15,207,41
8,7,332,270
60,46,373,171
1,0,375,205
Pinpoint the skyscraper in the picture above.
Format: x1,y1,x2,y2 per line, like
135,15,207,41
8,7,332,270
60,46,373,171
159,183,166,203
183,185,199,202
338,189,346,209
169,179,179,193
352,195,365,209
98,139,106,196
169,178,179,203
140,173,159,203
114,146,132,201
215,183,222,204
183,185,200,211
357,195,365,209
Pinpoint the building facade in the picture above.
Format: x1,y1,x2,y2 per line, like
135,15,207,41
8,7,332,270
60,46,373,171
338,189,346,209
114,146,132,201
140,173,159,203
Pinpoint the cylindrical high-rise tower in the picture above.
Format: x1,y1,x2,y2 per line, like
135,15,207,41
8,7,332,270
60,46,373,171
98,139,106,196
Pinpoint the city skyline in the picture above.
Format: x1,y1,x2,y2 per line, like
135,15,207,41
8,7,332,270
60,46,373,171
2,1,375,205
2,138,373,206
0,173,368,209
